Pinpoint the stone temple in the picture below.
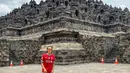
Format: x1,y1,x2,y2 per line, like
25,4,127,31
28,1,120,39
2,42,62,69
0,0,130,66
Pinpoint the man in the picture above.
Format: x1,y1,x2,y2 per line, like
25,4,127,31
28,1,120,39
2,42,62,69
41,46,55,73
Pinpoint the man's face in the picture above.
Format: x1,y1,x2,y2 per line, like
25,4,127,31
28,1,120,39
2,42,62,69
47,47,52,53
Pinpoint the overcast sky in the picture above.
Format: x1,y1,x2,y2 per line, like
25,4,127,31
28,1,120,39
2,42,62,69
0,0,129,16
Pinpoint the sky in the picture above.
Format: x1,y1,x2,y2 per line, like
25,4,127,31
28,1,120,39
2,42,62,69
0,0,129,16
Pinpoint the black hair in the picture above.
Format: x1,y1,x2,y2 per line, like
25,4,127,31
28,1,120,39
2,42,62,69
47,46,53,50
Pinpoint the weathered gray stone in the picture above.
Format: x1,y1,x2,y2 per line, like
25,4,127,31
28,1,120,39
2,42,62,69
0,0,130,66
9,40,42,65
0,40,9,66
81,35,116,62
115,33,130,63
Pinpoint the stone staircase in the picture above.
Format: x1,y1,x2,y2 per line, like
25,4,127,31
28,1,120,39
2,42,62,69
35,49,89,65
105,48,119,63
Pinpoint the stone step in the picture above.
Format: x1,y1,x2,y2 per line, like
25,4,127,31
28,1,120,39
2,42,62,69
105,58,115,63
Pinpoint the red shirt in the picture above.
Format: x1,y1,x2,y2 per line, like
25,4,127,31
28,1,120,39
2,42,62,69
41,53,55,73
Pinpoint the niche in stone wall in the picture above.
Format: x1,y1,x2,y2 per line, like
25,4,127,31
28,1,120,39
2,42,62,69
37,9,39,14
95,5,98,9
100,9,104,14
40,18,43,21
103,21,107,25
31,5,33,8
34,4,37,8
86,1,88,5
5,18,7,21
85,8,87,12
69,0,71,2
52,0,54,3
109,16,114,23
126,18,129,24
65,1,68,6
24,19,28,25
87,0,90,3
75,10,79,17
98,16,101,22
18,30,21,36
30,4,36,8
56,1,59,6
46,11,50,18
119,16,122,21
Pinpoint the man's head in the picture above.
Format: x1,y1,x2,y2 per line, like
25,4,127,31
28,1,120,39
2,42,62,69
47,46,53,54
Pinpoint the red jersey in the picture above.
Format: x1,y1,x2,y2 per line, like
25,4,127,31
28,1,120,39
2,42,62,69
41,53,55,73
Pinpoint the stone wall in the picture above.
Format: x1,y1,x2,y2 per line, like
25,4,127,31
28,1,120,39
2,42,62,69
9,40,42,65
0,40,9,66
1,32,130,67
0,28,20,37
81,35,116,62
108,24,129,33
0,39,42,67
0,17,130,38
116,33,130,63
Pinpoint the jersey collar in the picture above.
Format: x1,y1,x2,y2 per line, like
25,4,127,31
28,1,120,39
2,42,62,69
46,53,52,56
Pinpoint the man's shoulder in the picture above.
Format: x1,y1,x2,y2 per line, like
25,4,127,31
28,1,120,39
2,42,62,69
51,53,55,57
42,53,47,56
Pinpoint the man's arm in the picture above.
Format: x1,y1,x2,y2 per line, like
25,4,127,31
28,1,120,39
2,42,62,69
41,56,47,72
41,61,46,71
52,55,55,73
52,62,55,73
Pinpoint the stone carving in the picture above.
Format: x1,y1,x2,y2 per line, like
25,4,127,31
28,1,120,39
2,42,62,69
0,0,130,29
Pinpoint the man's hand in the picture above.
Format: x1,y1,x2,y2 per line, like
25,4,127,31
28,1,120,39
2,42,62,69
44,69,47,73
41,62,47,73
42,66,47,73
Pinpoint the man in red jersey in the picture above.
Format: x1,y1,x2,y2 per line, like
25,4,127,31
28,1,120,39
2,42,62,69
41,46,55,73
